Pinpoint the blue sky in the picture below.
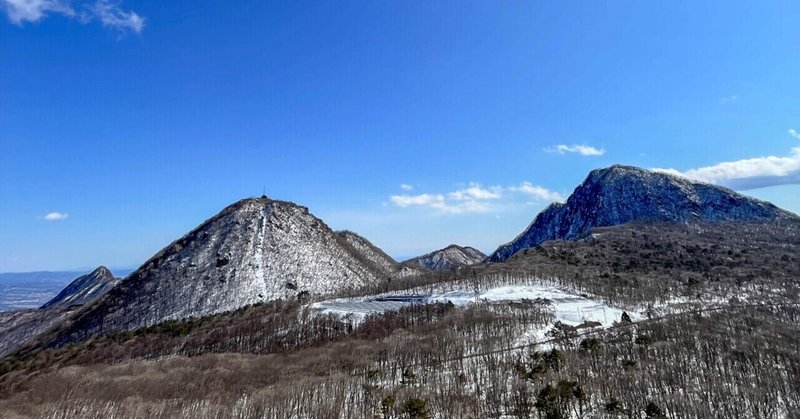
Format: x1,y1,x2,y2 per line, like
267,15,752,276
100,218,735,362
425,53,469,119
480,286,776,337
1,1,799,272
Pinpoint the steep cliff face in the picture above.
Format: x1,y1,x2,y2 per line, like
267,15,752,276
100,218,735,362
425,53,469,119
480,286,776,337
488,165,797,262
404,245,486,270
40,266,119,310
50,197,389,343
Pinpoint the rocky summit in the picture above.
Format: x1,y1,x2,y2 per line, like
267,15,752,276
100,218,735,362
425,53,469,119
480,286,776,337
488,165,797,262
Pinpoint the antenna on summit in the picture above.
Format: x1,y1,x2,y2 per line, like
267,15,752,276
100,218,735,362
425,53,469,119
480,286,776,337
261,185,266,199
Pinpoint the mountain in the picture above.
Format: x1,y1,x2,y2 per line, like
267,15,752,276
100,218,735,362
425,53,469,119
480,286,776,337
336,230,427,279
403,245,486,270
40,266,120,310
0,271,97,312
45,197,390,343
336,230,399,276
0,267,121,356
0,268,135,312
488,165,798,262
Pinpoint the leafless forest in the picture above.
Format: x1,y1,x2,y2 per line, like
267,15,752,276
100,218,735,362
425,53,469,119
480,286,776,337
0,221,798,418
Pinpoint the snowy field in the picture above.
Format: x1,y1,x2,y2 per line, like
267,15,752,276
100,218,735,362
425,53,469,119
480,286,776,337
311,284,638,331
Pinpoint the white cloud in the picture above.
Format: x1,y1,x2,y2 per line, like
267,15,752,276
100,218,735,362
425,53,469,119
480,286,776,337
390,193,444,208
654,135,800,190
789,129,800,140
509,182,565,202
43,212,68,220
545,144,605,156
1,0,144,34
90,0,143,34
1,0,73,23
720,95,739,103
400,183,413,191
448,183,502,201
389,182,562,215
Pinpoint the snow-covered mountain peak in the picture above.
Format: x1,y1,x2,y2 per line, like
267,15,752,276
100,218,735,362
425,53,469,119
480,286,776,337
40,266,120,310
488,165,797,262
404,244,486,270
51,196,392,341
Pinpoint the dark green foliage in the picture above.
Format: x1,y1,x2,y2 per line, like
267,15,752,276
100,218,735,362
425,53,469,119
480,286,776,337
402,397,429,419
579,337,600,352
645,401,666,418
621,359,638,370
381,394,396,417
296,290,310,303
604,396,622,413
534,384,564,419
534,380,587,419
635,334,655,345
519,349,565,379
401,368,416,386
547,321,578,343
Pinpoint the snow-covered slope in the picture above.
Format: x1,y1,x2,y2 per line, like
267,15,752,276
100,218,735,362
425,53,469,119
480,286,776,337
336,231,399,276
488,165,798,262
0,309,74,357
336,230,427,279
312,283,635,334
50,197,390,342
40,266,120,310
404,245,486,270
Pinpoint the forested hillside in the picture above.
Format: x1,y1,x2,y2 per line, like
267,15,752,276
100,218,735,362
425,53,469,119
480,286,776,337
0,220,798,418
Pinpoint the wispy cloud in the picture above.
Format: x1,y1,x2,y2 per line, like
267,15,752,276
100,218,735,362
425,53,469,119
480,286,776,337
43,212,68,221
390,194,443,208
400,183,413,191
1,0,73,23
448,183,502,201
390,182,562,215
720,94,739,103
654,132,800,190
89,0,143,34
509,182,565,202
544,144,605,156
1,0,144,34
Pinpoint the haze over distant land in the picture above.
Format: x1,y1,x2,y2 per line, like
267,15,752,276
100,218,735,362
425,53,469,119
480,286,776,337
0,268,134,311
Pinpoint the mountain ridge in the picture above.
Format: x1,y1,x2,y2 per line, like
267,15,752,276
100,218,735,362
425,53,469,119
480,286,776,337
488,165,797,262
40,266,120,310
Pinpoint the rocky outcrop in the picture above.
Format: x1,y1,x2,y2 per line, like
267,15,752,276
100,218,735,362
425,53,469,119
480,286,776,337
488,165,797,262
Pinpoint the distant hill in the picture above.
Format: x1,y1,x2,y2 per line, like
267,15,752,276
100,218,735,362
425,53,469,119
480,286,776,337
403,245,486,270
0,267,125,356
0,268,132,312
41,266,120,310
